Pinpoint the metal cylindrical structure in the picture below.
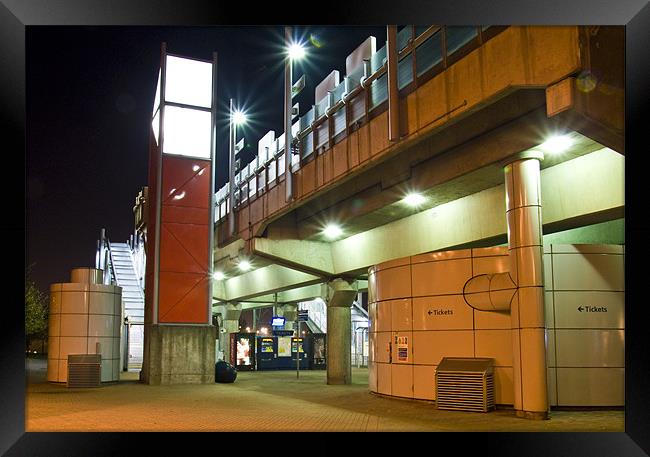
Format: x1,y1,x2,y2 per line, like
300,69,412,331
47,268,122,383
503,152,548,419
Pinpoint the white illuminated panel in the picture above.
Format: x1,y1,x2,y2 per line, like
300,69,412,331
153,69,161,116
163,105,211,158
152,109,160,145
165,55,213,108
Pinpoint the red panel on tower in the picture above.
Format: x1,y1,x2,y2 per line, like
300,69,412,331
157,155,211,324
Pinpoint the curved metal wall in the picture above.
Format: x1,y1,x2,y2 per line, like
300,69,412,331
368,244,624,407
47,268,122,383
368,247,512,403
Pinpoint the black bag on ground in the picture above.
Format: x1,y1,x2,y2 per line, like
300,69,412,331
215,361,237,383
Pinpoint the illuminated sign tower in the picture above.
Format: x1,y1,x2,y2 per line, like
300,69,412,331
141,44,218,384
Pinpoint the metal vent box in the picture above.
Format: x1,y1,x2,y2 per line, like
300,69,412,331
435,357,495,413
67,354,101,388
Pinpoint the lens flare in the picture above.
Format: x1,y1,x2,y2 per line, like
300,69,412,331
576,70,598,93
309,34,323,48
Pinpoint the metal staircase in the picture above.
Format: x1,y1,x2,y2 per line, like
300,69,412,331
96,229,145,371
107,242,145,323
298,297,370,367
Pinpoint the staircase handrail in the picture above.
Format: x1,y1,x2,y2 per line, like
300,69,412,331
105,238,119,286
352,301,368,318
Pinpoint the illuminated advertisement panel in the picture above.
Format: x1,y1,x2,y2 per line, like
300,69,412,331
291,337,304,353
260,338,275,353
236,337,252,366
278,336,292,357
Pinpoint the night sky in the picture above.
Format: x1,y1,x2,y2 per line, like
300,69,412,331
25,25,387,295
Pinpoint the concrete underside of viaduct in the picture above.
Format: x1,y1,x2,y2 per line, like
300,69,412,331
213,147,623,304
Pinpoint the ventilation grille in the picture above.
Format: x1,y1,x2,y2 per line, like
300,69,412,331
435,357,495,413
67,354,101,388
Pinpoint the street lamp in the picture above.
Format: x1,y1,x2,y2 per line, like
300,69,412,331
288,42,306,60
232,110,247,126
228,99,247,236
284,27,306,203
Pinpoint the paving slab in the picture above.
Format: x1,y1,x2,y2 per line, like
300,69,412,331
25,358,624,432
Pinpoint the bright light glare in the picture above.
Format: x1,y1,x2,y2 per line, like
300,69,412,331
238,260,251,271
213,271,225,280
403,193,426,206
540,135,573,154
323,224,343,239
260,327,268,335
288,42,306,60
232,110,247,125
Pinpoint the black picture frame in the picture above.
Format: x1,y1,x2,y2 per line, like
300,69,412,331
6,0,649,454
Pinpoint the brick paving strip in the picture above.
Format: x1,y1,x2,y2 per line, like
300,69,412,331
25,358,623,432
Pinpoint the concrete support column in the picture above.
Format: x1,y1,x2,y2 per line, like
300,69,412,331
503,151,549,420
325,278,357,385
219,303,242,365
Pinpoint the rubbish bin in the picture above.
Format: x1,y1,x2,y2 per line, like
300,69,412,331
215,360,237,383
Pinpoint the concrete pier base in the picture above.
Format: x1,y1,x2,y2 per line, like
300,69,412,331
140,324,217,385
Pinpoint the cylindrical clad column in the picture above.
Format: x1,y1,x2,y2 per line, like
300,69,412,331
70,268,104,285
48,268,122,383
503,151,548,419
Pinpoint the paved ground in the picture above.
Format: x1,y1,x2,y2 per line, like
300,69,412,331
25,358,624,432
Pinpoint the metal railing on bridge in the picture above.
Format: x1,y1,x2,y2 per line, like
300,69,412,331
214,25,506,223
